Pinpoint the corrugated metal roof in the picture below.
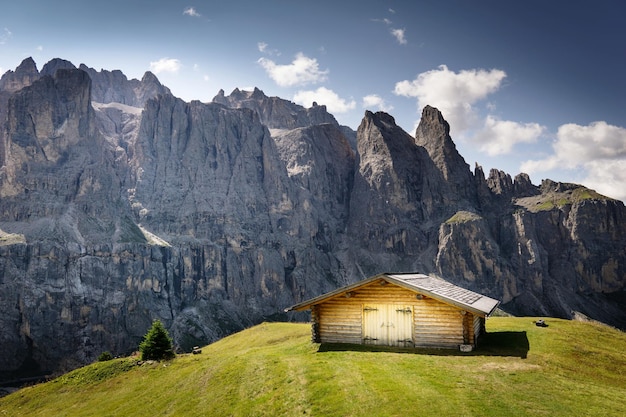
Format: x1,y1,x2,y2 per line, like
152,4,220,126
386,273,500,316
285,272,500,317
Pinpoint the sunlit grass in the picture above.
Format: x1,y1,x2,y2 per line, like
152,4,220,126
1,318,625,416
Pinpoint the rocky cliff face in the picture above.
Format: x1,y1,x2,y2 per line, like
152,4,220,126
213,88,338,130
80,64,170,108
0,58,624,381
213,88,357,148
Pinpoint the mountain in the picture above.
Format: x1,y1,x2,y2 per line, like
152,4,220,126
0,57,624,381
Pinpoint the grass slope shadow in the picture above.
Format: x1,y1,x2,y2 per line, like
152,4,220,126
318,331,529,359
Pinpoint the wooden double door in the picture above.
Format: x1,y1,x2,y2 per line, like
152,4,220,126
362,304,414,347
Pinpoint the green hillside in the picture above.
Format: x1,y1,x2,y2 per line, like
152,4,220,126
1,317,625,416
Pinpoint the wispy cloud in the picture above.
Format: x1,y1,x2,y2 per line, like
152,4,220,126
257,41,280,56
371,18,392,25
183,7,201,17
522,121,626,200
362,94,394,112
293,87,356,113
0,27,12,44
372,14,407,44
258,53,328,87
390,28,407,45
149,58,182,74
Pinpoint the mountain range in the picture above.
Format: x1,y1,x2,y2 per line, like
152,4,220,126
0,57,624,380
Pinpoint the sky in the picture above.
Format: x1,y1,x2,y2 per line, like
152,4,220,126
1,0,625,201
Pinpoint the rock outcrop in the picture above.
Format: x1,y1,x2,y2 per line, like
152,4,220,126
347,111,431,272
0,57,40,94
213,88,357,148
79,64,170,107
0,58,624,382
213,88,338,130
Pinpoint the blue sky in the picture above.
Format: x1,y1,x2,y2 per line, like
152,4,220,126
1,0,625,201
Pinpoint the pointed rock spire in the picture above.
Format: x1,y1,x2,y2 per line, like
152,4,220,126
414,106,474,203
0,57,40,93
415,105,469,181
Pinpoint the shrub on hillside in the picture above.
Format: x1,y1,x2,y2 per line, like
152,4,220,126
97,351,113,362
139,320,175,361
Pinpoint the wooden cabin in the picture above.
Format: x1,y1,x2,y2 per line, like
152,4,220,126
286,273,500,350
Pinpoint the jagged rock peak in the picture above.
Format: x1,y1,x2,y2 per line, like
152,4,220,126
12,67,93,138
141,70,160,84
15,56,38,74
357,110,423,165
513,173,539,197
349,109,429,256
358,110,423,158
213,87,340,131
363,110,398,129
79,63,169,107
486,168,513,195
474,163,485,180
215,87,266,102
0,57,40,93
540,179,584,194
475,164,538,198
250,87,265,99
414,105,473,198
40,58,76,77
416,104,450,138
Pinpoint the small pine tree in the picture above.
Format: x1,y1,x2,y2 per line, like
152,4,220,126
139,319,175,361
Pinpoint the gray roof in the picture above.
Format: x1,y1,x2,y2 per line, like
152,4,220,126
286,272,500,317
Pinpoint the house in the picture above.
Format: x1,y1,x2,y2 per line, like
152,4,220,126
285,272,500,350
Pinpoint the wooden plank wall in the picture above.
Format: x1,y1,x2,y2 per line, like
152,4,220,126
414,299,465,348
473,315,485,345
313,281,471,348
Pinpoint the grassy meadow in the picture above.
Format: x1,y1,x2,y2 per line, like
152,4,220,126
1,317,625,416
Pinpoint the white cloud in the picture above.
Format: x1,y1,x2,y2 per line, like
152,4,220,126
36,45,43,52
293,87,356,113
258,53,328,87
257,41,280,56
394,64,506,133
390,28,407,44
149,58,182,74
183,7,201,17
0,28,12,44
579,159,626,201
521,121,626,201
553,121,626,164
371,16,405,44
474,116,544,156
371,18,392,24
362,94,394,112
